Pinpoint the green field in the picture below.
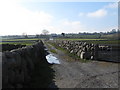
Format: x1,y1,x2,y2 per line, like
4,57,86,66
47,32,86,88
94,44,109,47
56,38,105,41
55,38,120,44
1,41,35,46
1,38,41,45
1,38,120,45
2,38,40,41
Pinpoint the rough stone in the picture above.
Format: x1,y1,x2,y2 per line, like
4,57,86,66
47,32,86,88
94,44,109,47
16,84,23,88
80,51,85,59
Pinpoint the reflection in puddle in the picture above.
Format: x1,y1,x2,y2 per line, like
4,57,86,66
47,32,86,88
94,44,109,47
46,54,60,64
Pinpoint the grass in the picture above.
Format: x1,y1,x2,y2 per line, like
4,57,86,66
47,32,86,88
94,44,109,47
1,38,42,45
56,38,105,41
2,38,40,41
44,42,57,54
55,38,120,44
2,38,120,45
1,41,35,46
82,40,120,44
50,49,57,54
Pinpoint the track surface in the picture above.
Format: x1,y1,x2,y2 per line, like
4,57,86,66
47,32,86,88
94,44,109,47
46,43,119,88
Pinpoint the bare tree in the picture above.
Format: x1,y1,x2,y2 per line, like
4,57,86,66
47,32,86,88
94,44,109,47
42,29,49,35
22,33,28,38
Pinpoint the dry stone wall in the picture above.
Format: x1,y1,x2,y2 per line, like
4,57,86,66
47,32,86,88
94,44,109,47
49,40,111,60
1,44,26,52
2,40,48,88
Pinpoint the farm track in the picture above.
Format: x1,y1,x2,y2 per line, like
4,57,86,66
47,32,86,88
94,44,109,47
45,42,119,88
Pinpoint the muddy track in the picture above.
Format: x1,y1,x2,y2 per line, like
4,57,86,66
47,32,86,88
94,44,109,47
45,42,119,88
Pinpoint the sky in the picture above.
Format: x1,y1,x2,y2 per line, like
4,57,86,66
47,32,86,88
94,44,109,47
0,0,118,35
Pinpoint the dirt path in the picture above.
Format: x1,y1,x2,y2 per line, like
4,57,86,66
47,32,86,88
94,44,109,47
45,43,119,88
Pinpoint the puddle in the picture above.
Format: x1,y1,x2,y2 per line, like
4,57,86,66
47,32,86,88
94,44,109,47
46,54,60,64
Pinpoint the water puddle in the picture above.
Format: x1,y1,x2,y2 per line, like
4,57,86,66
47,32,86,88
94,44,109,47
46,54,60,64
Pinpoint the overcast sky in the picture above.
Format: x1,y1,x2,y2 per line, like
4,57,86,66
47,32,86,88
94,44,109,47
0,0,118,35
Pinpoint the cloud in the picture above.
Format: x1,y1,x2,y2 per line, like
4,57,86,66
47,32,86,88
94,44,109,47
0,1,117,35
78,12,84,16
79,3,117,18
37,19,88,34
87,9,107,18
0,0,53,35
104,2,118,9
57,19,87,33
0,0,86,35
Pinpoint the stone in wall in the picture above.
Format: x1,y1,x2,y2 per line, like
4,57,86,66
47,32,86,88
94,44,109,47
80,51,85,59
77,49,82,57
2,44,26,52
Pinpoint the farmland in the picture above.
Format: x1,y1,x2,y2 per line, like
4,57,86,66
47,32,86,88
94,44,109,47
1,38,41,45
1,1,119,88
1,37,119,88
55,38,120,44
1,38,120,45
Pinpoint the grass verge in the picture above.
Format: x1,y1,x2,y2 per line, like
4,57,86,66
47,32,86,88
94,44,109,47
44,42,57,54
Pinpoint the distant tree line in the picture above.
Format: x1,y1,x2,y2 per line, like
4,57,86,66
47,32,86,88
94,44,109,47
78,29,120,35
2,29,120,40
